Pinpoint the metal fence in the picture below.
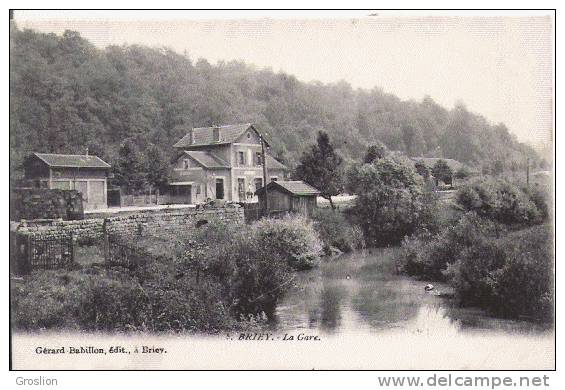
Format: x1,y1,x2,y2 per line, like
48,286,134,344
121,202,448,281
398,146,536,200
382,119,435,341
104,233,151,269
10,231,74,275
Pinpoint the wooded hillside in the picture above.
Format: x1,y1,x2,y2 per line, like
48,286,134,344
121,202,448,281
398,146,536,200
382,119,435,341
10,25,541,184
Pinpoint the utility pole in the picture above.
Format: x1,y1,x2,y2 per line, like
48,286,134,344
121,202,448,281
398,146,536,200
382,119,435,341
526,157,530,187
260,133,269,217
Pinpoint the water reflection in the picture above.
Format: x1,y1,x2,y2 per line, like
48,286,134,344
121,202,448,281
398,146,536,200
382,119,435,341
273,249,551,336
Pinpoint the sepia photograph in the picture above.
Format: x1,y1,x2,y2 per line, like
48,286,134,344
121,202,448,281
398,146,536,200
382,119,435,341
8,9,555,371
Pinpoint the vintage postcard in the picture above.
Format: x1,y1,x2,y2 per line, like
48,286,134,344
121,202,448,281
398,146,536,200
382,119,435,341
8,9,555,371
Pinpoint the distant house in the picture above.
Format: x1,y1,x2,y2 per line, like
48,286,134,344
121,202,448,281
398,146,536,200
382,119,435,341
255,180,320,217
23,152,111,210
170,123,289,203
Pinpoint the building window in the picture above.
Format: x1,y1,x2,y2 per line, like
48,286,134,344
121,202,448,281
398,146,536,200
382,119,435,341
196,184,201,195
256,152,262,166
254,178,263,192
238,151,245,166
183,159,189,169
271,177,278,182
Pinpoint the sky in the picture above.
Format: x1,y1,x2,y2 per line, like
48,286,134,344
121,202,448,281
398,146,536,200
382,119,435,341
13,10,554,149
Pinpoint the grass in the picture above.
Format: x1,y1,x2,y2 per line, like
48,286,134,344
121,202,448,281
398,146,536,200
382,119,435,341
11,216,321,333
74,244,105,267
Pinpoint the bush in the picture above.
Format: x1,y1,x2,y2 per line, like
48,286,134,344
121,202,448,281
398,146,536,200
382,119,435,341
456,178,546,225
525,184,550,221
455,166,471,180
398,212,504,280
445,224,553,322
252,215,323,270
347,158,441,246
396,211,553,323
311,208,365,254
11,218,302,332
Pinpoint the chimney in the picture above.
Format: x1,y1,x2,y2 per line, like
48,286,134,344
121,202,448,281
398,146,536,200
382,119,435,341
189,128,194,145
213,125,221,142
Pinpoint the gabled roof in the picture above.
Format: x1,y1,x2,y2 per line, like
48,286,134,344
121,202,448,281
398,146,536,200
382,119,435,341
184,151,230,169
174,123,271,148
410,157,464,172
255,180,320,196
32,153,110,169
266,155,289,171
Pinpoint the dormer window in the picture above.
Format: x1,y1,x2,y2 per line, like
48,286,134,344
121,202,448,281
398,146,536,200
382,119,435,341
183,159,189,169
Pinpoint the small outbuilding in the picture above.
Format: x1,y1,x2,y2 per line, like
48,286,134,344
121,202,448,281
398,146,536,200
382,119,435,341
23,152,111,210
255,180,320,217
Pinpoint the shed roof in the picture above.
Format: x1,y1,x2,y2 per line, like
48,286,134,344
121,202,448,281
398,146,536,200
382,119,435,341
174,123,271,148
32,153,111,169
256,180,320,196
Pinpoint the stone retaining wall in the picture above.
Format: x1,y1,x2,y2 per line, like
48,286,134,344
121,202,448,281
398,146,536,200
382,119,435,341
12,206,244,243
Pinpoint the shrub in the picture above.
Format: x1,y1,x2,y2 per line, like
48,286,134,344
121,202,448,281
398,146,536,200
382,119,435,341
11,219,300,333
445,224,553,322
311,208,365,254
177,220,294,316
524,184,550,221
456,178,545,225
252,215,323,270
455,166,471,180
396,211,553,323
398,212,504,280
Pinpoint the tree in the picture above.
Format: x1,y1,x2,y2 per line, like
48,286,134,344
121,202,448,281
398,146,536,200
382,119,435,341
492,160,504,176
401,122,425,156
454,165,471,180
294,131,343,209
9,25,542,186
364,142,387,164
414,160,430,179
439,104,481,163
113,139,146,194
144,144,170,191
347,158,435,246
431,159,453,186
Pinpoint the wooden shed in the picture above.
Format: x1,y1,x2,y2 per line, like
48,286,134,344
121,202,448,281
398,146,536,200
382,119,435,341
22,152,111,211
255,180,320,217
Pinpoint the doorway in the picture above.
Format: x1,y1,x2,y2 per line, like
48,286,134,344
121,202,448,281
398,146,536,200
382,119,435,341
237,178,245,201
215,178,224,200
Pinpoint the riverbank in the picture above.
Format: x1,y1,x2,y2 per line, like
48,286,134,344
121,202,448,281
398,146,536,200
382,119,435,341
274,248,552,335
11,247,554,370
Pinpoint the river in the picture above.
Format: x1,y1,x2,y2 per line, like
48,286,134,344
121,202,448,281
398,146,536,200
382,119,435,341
270,248,554,369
